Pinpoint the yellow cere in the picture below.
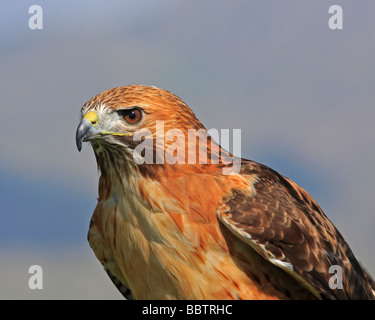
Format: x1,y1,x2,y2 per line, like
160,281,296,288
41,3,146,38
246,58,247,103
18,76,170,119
83,111,131,136
83,110,99,126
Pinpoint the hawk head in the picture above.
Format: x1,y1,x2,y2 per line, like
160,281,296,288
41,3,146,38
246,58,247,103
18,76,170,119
76,85,210,176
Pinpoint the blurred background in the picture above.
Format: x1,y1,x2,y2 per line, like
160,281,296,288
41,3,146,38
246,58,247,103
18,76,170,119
0,0,374,299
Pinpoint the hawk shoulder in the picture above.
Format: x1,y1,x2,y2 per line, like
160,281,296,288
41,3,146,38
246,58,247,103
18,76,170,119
218,159,375,299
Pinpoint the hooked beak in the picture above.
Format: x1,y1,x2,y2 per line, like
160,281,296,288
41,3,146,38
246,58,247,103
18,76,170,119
76,111,100,151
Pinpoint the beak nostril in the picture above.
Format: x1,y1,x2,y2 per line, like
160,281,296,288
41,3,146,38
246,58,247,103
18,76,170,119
83,111,98,126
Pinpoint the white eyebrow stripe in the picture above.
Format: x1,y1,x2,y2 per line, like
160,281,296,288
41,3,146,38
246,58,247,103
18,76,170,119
81,103,111,116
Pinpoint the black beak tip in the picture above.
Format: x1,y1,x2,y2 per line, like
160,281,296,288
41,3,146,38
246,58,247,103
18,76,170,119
76,126,83,152
76,140,82,152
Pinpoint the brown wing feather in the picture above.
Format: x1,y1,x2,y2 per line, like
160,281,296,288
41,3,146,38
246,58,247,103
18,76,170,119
219,159,375,299
104,267,133,300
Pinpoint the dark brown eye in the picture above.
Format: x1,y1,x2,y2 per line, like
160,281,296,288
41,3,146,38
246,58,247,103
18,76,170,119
122,108,142,124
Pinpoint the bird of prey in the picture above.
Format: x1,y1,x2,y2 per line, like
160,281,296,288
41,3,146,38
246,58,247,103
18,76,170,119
76,85,375,300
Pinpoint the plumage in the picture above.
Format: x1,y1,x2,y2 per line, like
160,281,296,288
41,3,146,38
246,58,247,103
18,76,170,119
76,85,375,300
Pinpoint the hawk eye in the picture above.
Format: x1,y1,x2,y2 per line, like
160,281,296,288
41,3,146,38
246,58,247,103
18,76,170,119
121,108,142,124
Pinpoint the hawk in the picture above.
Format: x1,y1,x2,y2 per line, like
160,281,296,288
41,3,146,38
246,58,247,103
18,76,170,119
76,85,375,299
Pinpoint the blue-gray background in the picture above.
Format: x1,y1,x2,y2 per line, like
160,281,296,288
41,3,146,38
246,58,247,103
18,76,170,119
1,1,374,299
